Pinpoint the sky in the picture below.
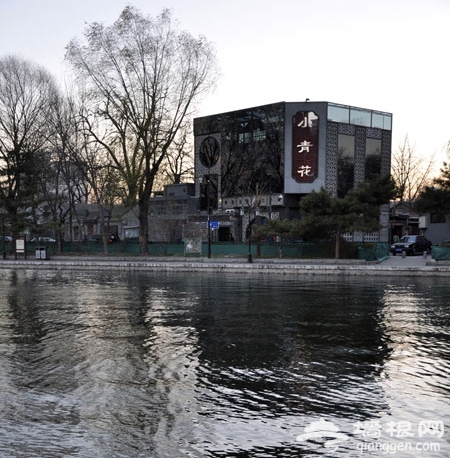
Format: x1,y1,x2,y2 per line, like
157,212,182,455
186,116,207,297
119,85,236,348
1,0,449,172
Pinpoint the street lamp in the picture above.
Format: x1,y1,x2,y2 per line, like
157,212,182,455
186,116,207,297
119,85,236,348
267,174,272,220
247,218,253,263
241,206,259,263
206,175,212,258
2,215,6,260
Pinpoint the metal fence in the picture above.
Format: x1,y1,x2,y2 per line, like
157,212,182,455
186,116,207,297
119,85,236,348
15,240,389,260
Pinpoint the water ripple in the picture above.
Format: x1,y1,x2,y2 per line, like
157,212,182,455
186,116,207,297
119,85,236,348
0,271,449,457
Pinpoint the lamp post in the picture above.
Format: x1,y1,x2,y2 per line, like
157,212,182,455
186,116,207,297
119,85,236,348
206,175,211,258
241,206,259,263
247,218,253,263
80,218,84,242
267,174,272,220
2,215,5,260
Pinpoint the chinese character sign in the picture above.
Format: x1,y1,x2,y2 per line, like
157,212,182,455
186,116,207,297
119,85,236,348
292,111,319,183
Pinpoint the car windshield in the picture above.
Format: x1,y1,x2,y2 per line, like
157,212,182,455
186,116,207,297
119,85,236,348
399,236,416,243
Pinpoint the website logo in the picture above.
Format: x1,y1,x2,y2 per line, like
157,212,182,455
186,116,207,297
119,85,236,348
296,418,349,452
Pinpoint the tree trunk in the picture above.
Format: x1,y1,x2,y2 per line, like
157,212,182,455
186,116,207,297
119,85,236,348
335,233,341,259
56,226,64,254
138,197,150,255
94,197,110,255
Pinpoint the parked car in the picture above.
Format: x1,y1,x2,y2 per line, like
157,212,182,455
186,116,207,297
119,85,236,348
87,234,102,243
390,235,432,256
87,234,120,243
31,237,56,243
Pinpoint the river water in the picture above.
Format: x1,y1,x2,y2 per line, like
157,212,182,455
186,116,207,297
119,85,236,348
0,269,448,457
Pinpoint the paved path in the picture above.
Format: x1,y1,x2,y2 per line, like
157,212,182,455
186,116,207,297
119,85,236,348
0,252,448,276
382,253,432,267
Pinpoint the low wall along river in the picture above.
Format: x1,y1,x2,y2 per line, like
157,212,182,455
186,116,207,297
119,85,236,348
3,240,391,262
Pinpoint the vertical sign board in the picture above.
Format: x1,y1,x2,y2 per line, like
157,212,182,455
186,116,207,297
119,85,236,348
184,238,202,256
292,111,319,183
15,237,26,259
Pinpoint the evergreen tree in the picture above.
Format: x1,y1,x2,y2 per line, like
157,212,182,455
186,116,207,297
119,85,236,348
299,175,394,258
0,56,58,234
415,162,450,216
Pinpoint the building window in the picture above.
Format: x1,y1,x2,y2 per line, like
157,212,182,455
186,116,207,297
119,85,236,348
220,103,284,198
200,174,218,211
199,136,220,167
430,212,446,224
328,105,349,123
372,112,392,130
350,108,371,127
328,103,392,130
365,138,382,179
337,134,355,198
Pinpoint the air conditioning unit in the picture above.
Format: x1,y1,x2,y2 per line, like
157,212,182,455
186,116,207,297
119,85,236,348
419,215,429,229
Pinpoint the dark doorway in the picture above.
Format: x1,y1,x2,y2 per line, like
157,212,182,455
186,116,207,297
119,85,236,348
218,226,232,242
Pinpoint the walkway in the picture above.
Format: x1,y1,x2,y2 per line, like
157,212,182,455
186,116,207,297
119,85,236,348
0,253,449,277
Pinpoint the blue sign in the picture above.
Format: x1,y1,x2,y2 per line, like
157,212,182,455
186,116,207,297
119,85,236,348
209,221,219,229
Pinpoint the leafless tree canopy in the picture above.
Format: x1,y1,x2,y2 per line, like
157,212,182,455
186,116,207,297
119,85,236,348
157,123,195,188
0,55,59,232
65,6,218,253
391,135,435,202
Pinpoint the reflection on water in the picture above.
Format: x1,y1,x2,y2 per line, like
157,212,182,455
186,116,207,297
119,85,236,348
0,270,448,457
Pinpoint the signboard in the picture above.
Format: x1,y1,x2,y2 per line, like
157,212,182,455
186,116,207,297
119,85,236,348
15,239,25,252
209,221,219,229
184,238,202,256
292,111,319,183
15,236,27,259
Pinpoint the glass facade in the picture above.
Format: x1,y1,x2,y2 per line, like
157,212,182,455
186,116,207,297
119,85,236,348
337,134,355,198
328,103,392,130
192,101,393,242
199,174,219,211
327,103,391,197
195,101,392,206
365,138,382,180
327,104,349,124
195,103,285,200
350,108,372,127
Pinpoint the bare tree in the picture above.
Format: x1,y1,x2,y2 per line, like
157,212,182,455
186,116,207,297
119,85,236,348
76,134,123,253
40,85,122,252
65,6,218,254
0,55,59,234
39,91,89,251
157,122,195,188
391,135,435,202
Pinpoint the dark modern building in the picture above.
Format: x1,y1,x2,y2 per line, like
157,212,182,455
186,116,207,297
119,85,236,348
193,101,392,242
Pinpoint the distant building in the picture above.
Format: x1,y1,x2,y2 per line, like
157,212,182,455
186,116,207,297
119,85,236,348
390,201,450,244
122,183,197,242
65,203,125,242
193,101,392,242
76,101,393,244
390,201,419,239
421,213,450,244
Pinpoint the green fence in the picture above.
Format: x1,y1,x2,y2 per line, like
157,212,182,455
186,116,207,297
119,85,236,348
432,245,450,260
357,243,390,262
18,240,388,260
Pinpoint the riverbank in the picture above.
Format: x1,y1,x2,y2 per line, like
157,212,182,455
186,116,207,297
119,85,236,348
0,253,449,276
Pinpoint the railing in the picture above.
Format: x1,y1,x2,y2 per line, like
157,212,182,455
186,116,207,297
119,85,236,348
357,243,390,262
432,245,450,261
11,240,382,259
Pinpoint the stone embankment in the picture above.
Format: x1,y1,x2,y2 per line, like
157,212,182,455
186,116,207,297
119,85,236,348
0,254,449,276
